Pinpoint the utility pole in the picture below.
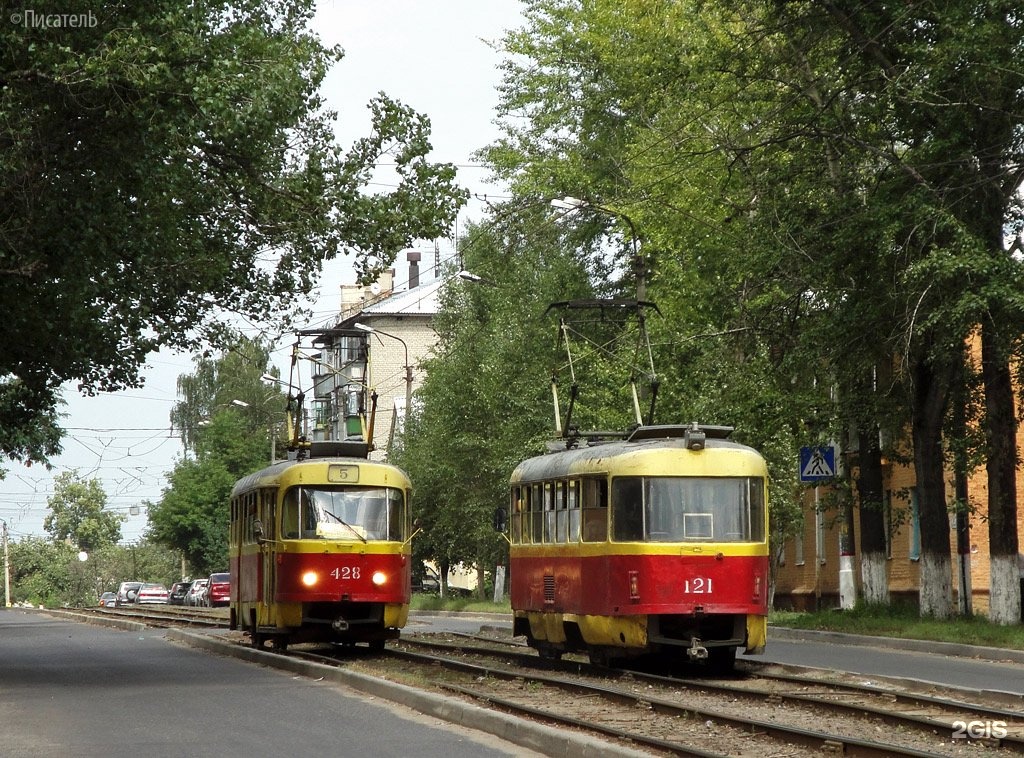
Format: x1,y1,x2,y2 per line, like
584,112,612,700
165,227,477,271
3,520,11,608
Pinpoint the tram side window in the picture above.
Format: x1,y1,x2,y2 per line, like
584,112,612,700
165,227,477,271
612,477,645,542
261,488,276,542
555,481,567,542
531,483,543,543
386,489,406,541
281,489,299,539
581,477,608,542
747,478,766,542
543,482,556,542
510,486,522,544
243,495,258,544
567,480,580,542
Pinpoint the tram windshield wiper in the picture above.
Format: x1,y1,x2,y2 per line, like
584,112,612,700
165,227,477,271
320,508,367,543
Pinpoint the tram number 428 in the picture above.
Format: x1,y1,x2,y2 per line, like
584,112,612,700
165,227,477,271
330,567,361,580
682,577,712,594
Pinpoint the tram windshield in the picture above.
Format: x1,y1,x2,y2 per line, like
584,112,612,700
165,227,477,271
611,476,765,543
281,486,405,541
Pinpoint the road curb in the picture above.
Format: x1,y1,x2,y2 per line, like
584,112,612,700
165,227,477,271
29,607,148,632
166,628,647,758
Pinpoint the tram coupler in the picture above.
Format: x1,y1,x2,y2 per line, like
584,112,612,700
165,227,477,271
332,618,350,632
687,637,708,660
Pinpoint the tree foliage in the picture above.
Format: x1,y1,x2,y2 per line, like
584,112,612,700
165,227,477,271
7,536,179,607
461,0,1024,618
0,0,467,468
395,206,601,591
147,345,275,576
43,471,124,552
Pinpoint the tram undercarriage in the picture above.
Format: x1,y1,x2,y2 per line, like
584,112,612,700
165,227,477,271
514,610,764,670
235,601,406,651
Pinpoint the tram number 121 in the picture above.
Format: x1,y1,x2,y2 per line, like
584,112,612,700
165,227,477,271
683,577,712,594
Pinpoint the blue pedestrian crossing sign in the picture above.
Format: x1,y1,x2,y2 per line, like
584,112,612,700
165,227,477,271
799,445,836,482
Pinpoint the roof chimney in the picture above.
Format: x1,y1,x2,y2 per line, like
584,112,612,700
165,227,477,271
406,250,421,289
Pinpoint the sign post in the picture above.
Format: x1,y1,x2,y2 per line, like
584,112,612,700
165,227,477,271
798,445,854,609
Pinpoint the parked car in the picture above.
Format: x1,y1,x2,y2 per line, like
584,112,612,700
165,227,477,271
136,583,169,604
167,581,193,606
206,572,230,607
98,592,117,607
184,579,208,607
115,581,143,607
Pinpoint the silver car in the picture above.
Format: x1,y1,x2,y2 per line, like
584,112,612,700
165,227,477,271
114,581,143,607
184,579,208,607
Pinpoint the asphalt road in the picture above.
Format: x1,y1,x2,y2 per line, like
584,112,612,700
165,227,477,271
0,610,530,758
760,629,1024,697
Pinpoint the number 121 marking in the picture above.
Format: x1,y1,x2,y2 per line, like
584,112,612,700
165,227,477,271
683,577,712,594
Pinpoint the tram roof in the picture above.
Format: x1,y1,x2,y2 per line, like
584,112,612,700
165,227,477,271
510,425,763,482
231,453,410,496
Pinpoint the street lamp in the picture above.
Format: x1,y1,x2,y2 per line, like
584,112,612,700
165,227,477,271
551,196,645,300
353,323,413,432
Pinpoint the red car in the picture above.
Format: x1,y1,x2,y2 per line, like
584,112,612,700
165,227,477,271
206,572,230,607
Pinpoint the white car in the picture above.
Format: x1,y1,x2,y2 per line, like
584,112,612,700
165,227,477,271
184,579,208,607
136,583,169,604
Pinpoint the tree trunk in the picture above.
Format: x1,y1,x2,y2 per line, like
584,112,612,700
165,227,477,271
856,426,889,605
981,323,1020,624
911,356,953,619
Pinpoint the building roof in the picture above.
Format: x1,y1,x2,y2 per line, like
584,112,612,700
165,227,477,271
342,278,443,323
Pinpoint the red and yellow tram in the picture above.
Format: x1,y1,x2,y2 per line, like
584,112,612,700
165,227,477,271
229,442,413,650
504,423,768,669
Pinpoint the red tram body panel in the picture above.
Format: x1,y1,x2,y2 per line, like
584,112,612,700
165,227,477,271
506,424,769,668
510,553,768,617
228,453,412,650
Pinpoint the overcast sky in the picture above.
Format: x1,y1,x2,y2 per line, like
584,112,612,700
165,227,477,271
0,1,523,543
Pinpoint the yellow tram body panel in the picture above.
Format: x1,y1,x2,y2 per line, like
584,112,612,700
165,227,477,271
517,610,766,653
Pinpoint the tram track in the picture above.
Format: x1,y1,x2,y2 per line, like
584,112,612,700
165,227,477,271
78,608,1024,755
379,633,1023,756
76,605,231,629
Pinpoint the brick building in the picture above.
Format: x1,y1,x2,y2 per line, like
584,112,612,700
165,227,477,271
334,252,442,461
773,413,1024,618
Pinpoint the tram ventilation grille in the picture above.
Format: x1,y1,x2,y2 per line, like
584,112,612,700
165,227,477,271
543,575,555,604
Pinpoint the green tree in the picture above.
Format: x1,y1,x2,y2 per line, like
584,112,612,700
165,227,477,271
148,347,277,575
43,472,124,552
0,0,467,469
396,207,600,595
483,0,1024,621
483,0,814,572
9,537,79,607
170,335,288,456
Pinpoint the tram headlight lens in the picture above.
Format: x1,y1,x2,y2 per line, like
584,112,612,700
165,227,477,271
301,571,318,587
371,571,387,586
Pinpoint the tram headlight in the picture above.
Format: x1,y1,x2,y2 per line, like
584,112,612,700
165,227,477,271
371,571,387,586
301,571,319,587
